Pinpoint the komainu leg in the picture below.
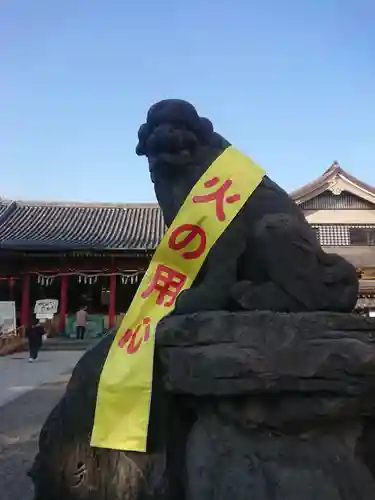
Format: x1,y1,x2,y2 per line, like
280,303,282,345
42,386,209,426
232,214,358,312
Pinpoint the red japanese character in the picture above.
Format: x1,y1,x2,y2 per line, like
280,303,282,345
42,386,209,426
192,177,241,221
141,264,187,307
143,317,151,342
118,317,151,354
168,224,207,260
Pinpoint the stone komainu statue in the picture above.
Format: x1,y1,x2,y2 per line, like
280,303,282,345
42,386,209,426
29,101,375,500
135,99,358,314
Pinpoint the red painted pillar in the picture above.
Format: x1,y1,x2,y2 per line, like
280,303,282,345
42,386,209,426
109,274,116,328
59,275,68,333
9,278,15,301
20,274,30,328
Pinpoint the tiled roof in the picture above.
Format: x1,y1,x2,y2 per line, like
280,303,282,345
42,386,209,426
0,201,165,251
0,201,11,218
1,170,375,253
291,162,375,201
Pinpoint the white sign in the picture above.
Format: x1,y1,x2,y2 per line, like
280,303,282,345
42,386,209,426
0,301,16,334
34,299,59,320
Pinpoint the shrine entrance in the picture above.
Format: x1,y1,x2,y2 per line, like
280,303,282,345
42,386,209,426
0,268,144,338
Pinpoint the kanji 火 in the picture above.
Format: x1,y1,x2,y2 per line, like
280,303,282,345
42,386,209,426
192,177,240,221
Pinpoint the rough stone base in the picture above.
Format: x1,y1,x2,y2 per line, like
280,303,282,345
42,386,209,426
29,311,375,499
187,413,375,500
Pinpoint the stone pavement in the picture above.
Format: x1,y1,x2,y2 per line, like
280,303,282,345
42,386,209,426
0,351,83,407
0,351,85,500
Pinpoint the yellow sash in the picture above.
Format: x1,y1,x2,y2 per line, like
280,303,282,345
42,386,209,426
91,146,265,452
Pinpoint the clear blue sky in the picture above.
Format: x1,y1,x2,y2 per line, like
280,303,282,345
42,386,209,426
1,0,375,203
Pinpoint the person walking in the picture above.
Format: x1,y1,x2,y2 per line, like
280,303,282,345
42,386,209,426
75,306,88,340
26,320,46,362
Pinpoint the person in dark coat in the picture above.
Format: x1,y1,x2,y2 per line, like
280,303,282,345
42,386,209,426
26,320,45,362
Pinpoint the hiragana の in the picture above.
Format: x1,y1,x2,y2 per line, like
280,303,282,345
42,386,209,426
168,223,207,260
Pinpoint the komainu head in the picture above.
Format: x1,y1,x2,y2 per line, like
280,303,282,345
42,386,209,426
136,99,229,225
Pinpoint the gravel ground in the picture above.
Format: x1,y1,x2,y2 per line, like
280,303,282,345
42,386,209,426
0,373,70,500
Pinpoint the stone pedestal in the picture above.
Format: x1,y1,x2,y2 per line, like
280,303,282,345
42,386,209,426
157,311,375,499
29,312,375,499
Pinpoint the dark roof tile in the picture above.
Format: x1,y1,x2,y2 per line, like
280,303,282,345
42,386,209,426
0,202,166,251
0,201,11,217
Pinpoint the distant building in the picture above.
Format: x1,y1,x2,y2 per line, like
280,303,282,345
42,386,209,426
0,162,374,334
291,162,375,311
0,201,164,336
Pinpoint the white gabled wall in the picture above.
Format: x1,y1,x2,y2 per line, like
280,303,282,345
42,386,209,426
304,210,375,224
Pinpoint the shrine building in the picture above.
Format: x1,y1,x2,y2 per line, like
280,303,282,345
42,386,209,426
291,162,375,311
0,161,374,337
0,201,164,337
